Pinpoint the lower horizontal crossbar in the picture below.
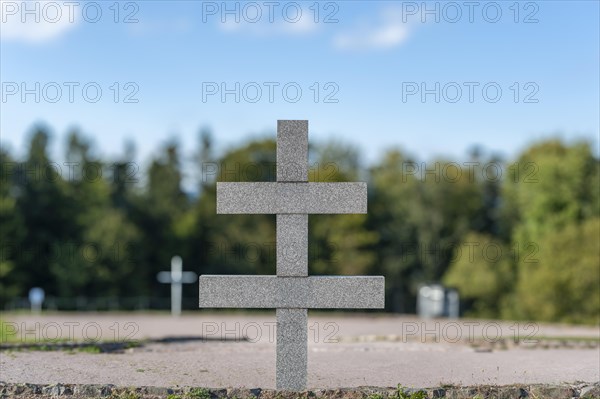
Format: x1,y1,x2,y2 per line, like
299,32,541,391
198,275,384,309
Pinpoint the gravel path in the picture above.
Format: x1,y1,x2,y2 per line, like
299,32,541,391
1,313,598,389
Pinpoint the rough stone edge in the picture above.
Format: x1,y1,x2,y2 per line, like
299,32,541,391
0,382,598,399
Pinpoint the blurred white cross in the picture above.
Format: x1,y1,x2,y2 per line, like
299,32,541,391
157,256,197,317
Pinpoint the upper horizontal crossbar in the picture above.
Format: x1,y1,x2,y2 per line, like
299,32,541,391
216,182,367,214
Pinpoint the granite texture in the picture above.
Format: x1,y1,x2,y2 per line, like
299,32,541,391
276,308,307,390
204,120,384,390
216,182,367,214
198,275,385,309
277,120,308,182
277,214,308,276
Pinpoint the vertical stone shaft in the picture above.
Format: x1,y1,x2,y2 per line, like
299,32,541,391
276,120,308,389
276,308,307,390
277,120,308,183
276,120,309,277
171,256,183,317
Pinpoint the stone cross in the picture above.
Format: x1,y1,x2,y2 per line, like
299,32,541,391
198,120,385,390
157,255,197,317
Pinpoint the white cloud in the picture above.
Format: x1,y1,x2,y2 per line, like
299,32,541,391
217,19,319,37
127,17,193,37
0,0,78,43
215,5,319,37
333,7,411,51
281,15,319,35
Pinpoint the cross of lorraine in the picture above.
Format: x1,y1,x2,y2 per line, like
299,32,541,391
199,120,385,390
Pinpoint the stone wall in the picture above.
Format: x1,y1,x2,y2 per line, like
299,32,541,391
2,382,599,399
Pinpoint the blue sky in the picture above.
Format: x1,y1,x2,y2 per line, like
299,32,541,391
1,0,599,170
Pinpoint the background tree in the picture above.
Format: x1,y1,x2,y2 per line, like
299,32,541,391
517,218,599,323
133,141,189,301
196,139,277,276
500,140,600,321
0,148,25,304
13,127,75,297
309,140,377,277
1,126,597,323
369,149,501,312
443,232,514,317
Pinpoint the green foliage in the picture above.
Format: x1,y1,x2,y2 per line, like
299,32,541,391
0,149,23,304
310,143,377,276
110,391,140,399
368,149,502,312
186,139,277,276
394,385,427,399
502,140,599,245
75,345,102,353
443,233,514,317
186,387,211,399
499,140,599,322
0,319,15,343
1,126,597,324
512,218,600,323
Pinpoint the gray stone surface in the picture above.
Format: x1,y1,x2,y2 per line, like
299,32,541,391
276,308,307,390
198,276,384,309
277,214,308,276
216,182,367,214
277,120,308,182
203,120,384,390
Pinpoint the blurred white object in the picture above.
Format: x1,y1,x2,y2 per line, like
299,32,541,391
28,287,45,314
417,284,459,318
157,256,197,317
